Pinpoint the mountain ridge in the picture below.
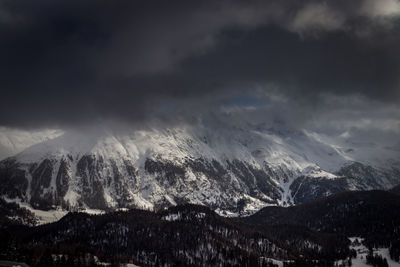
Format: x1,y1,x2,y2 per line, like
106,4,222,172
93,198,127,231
0,124,399,215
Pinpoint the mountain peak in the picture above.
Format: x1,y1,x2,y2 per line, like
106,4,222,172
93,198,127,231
0,123,399,215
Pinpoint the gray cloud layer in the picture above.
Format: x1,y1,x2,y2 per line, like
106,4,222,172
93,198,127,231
0,0,400,128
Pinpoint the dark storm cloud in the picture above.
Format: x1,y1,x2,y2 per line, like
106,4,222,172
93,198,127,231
0,0,400,127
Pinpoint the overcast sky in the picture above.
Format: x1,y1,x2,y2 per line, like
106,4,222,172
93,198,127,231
0,0,399,142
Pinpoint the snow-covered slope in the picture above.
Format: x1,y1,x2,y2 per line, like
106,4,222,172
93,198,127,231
0,122,399,215
0,127,63,160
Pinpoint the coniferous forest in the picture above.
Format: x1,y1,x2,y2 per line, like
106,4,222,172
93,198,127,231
1,189,400,266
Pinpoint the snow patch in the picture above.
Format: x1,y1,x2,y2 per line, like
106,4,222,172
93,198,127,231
335,237,400,267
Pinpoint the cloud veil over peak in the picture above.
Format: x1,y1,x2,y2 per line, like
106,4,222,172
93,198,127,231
0,0,399,146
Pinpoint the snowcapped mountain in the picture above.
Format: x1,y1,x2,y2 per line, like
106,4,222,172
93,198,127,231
0,121,399,215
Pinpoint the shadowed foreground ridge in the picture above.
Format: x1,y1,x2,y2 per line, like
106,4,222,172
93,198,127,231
1,188,400,266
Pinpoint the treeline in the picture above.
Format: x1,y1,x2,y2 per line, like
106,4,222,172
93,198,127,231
242,190,400,263
3,188,400,266
366,252,389,267
389,239,400,262
0,197,37,227
1,205,287,266
0,204,354,267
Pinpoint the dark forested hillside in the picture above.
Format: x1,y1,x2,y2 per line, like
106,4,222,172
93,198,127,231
0,197,37,227
1,189,400,266
242,189,400,263
0,204,350,267
242,190,400,242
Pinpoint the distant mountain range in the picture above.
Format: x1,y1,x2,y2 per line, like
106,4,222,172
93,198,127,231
0,122,399,215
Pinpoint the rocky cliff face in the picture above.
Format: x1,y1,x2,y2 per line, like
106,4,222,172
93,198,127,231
0,124,399,215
